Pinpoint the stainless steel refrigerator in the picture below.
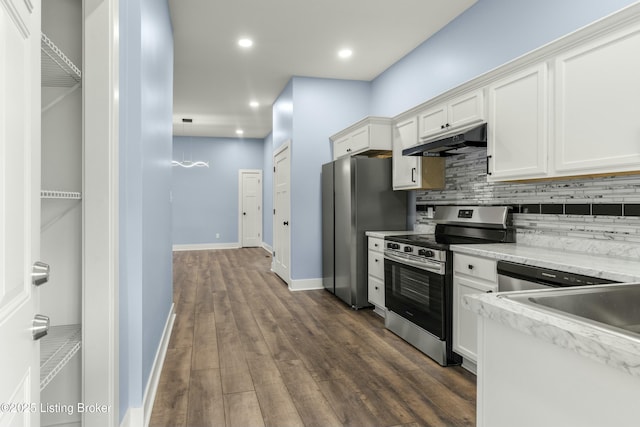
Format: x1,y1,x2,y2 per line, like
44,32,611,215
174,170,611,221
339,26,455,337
322,156,407,308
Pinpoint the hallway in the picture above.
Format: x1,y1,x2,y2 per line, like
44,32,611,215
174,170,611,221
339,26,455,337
149,248,476,427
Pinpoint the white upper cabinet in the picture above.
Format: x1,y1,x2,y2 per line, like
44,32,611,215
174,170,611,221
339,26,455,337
387,5,640,182
418,90,485,140
393,117,419,188
487,63,549,181
553,23,640,176
392,116,445,190
418,105,448,139
331,117,392,160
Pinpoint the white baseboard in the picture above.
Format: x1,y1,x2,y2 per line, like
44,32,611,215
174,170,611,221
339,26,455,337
172,242,241,251
120,407,141,427
261,242,273,253
120,304,175,427
289,277,324,291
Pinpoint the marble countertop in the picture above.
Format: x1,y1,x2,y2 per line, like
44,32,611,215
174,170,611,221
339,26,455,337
464,286,640,378
365,230,425,238
450,243,640,283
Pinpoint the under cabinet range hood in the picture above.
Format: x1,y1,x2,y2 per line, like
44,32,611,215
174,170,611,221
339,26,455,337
403,122,487,156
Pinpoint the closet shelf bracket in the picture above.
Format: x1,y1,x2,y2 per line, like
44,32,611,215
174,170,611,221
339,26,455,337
41,33,82,87
41,190,82,200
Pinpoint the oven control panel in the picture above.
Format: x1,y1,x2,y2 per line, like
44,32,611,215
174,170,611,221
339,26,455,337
384,242,446,263
457,209,474,218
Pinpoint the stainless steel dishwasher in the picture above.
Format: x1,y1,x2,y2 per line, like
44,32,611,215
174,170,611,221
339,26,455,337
497,260,618,292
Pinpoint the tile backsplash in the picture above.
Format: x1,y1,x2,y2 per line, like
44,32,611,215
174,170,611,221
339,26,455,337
415,148,640,257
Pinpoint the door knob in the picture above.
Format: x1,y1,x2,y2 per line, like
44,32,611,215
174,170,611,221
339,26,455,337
32,261,50,286
32,314,50,340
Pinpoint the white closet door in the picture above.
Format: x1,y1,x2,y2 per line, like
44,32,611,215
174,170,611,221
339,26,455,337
0,1,42,426
272,144,290,284
239,170,262,248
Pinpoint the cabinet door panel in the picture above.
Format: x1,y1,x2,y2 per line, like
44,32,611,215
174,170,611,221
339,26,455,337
488,64,549,181
393,117,420,189
418,106,447,139
333,136,350,159
453,276,496,362
448,90,484,129
555,25,640,174
349,126,370,153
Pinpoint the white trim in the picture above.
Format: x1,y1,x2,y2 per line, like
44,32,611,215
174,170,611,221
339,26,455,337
238,169,263,248
172,242,241,251
82,0,119,425
119,407,141,427
143,304,175,427
289,278,323,292
261,242,273,253
119,304,175,427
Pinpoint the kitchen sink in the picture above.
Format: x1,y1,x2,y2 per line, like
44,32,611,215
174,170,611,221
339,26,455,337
502,283,640,337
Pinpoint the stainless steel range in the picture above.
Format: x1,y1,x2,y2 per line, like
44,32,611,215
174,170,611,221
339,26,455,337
384,205,514,366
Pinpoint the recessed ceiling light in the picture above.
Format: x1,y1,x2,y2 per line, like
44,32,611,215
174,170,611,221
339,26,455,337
238,38,253,48
236,129,244,135
249,101,259,108
338,48,353,59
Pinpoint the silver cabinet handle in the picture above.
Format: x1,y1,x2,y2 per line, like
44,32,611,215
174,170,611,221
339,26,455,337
32,314,50,340
32,261,50,286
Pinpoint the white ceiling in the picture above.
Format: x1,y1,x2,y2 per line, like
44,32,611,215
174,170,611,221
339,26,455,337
169,0,477,139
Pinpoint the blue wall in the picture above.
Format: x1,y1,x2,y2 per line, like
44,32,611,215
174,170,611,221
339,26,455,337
172,136,264,245
370,0,638,117
269,0,637,283
262,133,274,248
289,77,370,280
272,80,293,150
119,0,174,421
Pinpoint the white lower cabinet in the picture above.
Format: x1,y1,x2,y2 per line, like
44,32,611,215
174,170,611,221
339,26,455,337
367,237,386,316
453,253,497,372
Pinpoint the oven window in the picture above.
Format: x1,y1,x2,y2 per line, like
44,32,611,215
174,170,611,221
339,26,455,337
385,259,445,339
398,268,430,306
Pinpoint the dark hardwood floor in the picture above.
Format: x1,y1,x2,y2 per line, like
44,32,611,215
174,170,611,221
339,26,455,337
149,248,476,427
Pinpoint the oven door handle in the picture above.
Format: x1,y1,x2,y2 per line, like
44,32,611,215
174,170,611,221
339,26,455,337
384,252,445,275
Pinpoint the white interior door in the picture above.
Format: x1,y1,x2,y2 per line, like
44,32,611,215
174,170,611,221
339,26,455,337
0,1,42,426
272,143,290,284
239,169,262,247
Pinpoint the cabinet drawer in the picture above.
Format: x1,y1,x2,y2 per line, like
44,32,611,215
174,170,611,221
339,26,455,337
368,275,385,308
368,237,384,252
368,251,384,279
454,253,497,283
